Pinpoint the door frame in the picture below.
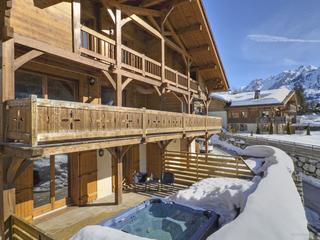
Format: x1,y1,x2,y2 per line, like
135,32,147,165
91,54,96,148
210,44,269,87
32,155,70,217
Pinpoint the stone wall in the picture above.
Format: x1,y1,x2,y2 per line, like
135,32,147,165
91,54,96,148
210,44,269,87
290,154,320,178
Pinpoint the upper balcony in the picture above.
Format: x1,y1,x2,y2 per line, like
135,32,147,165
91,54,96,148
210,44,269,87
4,96,221,153
80,25,199,94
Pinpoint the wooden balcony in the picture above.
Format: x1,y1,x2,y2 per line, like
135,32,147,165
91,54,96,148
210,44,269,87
80,25,199,93
4,96,221,148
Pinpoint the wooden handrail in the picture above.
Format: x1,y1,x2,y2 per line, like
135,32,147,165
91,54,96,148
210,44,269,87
80,25,115,45
5,96,222,146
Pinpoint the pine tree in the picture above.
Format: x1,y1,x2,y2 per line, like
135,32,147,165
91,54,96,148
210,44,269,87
256,123,261,134
306,125,311,135
286,122,291,135
294,82,308,114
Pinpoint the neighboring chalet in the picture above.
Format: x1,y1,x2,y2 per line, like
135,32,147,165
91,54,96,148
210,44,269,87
0,0,229,233
209,88,299,133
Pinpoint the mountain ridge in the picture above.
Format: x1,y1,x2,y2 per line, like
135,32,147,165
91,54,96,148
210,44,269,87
241,65,320,106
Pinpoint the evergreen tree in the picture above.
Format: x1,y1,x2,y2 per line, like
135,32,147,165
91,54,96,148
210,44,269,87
293,82,308,114
256,123,261,134
306,125,311,135
286,122,291,135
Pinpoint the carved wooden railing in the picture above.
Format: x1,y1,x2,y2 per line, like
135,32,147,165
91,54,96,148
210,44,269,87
80,25,199,90
5,96,222,147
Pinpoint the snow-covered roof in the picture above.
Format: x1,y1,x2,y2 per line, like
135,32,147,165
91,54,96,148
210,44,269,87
210,88,294,107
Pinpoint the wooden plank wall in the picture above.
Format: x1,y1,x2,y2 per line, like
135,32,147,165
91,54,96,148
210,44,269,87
10,0,73,51
15,164,33,222
123,145,140,185
147,143,162,178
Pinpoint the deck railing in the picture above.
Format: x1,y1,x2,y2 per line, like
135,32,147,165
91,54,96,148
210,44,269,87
5,96,222,147
4,214,54,240
80,25,199,91
163,151,255,186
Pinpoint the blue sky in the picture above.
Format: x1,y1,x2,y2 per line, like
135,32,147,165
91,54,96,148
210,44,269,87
203,0,320,89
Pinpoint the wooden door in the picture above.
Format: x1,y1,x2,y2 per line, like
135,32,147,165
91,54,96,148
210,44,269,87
147,143,162,178
15,164,33,222
79,151,97,205
123,145,139,185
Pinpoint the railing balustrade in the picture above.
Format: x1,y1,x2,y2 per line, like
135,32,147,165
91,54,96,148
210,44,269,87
80,25,199,90
5,96,222,147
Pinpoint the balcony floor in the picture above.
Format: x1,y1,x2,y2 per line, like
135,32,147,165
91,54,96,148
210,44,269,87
34,185,186,240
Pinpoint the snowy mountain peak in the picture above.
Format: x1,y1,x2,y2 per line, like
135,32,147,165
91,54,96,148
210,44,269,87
242,65,320,106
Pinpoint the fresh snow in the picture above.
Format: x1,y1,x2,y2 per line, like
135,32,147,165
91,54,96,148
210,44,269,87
305,208,320,231
208,146,309,240
296,114,320,127
167,177,261,226
70,225,153,240
210,88,292,107
301,173,320,189
236,132,320,147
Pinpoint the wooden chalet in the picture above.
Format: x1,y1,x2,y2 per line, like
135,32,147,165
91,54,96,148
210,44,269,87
0,0,229,234
209,88,299,133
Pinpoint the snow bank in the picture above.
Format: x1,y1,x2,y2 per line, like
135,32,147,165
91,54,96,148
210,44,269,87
208,146,308,240
167,177,260,226
70,225,153,240
301,173,320,188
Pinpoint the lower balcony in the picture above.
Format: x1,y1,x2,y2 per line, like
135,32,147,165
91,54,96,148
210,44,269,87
4,96,221,156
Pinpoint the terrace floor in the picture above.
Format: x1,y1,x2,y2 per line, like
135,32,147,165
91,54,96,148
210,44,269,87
34,185,186,240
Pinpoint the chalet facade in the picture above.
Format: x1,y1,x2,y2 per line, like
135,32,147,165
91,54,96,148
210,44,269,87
209,88,299,133
0,0,229,232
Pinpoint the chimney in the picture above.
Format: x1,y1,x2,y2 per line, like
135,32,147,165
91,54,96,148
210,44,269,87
254,90,260,99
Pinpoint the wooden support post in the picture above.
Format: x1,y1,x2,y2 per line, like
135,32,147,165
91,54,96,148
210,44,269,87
0,38,15,238
72,0,81,53
115,8,122,107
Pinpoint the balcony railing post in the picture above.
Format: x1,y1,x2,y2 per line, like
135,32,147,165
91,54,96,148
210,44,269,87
142,54,146,76
142,108,147,138
30,95,38,146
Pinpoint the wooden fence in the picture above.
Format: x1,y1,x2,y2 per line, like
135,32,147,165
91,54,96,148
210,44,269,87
163,150,255,186
4,215,54,240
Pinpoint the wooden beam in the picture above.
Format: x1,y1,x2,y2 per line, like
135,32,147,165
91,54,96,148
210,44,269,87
72,0,81,53
168,0,193,8
191,63,217,71
14,50,43,71
153,86,161,96
128,14,162,39
105,0,162,17
147,16,160,32
115,9,122,107
177,23,202,35
188,44,210,55
101,70,116,90
121,77,133,91
140,0,166,7
14,34,110,71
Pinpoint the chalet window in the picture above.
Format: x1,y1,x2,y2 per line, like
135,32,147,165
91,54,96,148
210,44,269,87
261,111,269,117
240,111,248,118
15,71,43,99
48,77,77,102
231,112,239,118
101,86,115,106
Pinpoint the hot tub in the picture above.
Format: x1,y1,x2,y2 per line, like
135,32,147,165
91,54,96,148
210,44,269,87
100,198,219,240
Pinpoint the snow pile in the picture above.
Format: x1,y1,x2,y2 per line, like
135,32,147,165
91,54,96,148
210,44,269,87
70,225,153,240
305,208,320,231
297,114,320,127
208,146,308,240
301,173,320,188
167,177,260,225
210,88,292,107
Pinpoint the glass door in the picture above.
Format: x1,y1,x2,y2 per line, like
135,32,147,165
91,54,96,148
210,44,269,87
33,155,69,217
